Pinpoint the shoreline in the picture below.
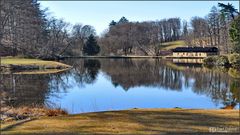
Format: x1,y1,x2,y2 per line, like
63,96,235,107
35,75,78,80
63,55,164,59
63,55,210,59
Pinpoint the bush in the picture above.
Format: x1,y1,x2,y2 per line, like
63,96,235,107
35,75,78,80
203,55,230,67
228,53,240,68
46,108,68,117
228,68,240,79
215,55,229,66
203,56,217,66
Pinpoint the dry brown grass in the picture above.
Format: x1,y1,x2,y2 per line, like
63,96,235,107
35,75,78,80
1,106,68,122
1,108,239,134
46,109,68,117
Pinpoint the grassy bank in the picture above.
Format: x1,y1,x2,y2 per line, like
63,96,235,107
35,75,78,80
1,108,239,134
0,57,72,73
160,40,186,51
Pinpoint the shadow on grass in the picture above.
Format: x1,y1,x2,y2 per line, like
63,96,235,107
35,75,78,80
1,109,239,134
84,110,239,133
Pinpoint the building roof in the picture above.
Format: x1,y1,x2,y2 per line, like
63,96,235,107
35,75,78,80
172,47,218,52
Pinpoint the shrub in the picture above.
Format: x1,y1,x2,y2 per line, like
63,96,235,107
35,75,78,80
46,108,68,117
215,55,229,66
203,56,217,66
229,53,240,69
228,68,240,79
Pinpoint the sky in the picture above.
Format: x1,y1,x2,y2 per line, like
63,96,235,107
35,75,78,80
39,1,239,35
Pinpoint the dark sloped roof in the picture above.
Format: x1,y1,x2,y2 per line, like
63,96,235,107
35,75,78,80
172,47,218,52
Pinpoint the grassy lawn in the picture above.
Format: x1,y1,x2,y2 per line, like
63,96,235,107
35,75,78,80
160,40,186,51
0,57,71,73
1,57,70,68
1,108,239,134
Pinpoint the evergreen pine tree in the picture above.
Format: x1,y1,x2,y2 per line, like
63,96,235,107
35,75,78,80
117,16,129,24
83,34,100,55
109,20,117,27
218,3,239,20
229,16,240,53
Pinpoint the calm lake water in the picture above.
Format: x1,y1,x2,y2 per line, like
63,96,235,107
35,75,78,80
2,58,240,114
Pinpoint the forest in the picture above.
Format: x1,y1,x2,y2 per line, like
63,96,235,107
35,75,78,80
0,0,239,59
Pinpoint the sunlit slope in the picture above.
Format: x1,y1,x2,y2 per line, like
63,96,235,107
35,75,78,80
160,40,186,51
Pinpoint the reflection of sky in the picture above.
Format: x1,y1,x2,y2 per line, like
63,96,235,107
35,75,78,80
48,71,230,114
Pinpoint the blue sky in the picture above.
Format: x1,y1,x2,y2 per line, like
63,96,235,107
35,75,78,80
39,1,239,35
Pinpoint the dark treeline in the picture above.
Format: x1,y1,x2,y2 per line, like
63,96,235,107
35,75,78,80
0,0,98,59
0,1,239,58
0,0,48,57
100,3,239,55
186,4,239,54
99,17,181,56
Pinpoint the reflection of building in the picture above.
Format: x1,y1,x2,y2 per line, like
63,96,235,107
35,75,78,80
172,47,218,58
172,58,203,68
173,58,203,64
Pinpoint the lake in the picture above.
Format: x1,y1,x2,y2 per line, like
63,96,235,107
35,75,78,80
2,58,239,114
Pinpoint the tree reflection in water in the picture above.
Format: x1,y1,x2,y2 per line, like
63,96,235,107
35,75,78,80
66,59,101,86
1,71,71,108
1,58,239,109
